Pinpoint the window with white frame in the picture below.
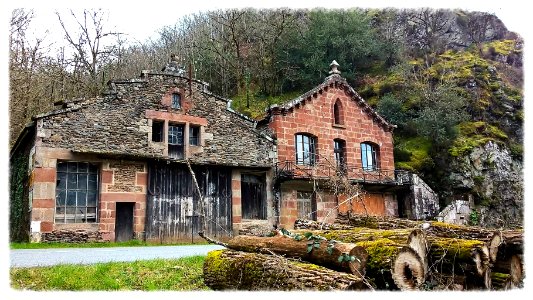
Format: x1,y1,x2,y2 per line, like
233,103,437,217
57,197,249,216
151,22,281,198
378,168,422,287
295,133,317,165
361,142,379,171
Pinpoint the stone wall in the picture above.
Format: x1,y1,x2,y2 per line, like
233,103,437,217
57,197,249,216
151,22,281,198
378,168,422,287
42,229,105,243
28,146,148,242
37,71,274,168
403,173,440,220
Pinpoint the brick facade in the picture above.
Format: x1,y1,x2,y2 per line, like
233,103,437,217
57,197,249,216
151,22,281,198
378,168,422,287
263,72,399,228
268,77,395,173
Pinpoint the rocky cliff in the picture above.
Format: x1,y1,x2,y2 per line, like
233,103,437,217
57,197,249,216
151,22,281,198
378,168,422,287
449,141,523,228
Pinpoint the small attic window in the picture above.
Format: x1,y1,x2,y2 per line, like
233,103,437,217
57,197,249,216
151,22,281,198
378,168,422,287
172,93,181,109
333,99,344,125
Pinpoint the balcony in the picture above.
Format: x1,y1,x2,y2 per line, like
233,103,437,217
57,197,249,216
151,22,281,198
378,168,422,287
275,160,412,186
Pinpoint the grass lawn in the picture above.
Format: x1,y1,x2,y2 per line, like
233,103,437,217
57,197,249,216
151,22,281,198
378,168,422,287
11,240,208,249
10,256,209,291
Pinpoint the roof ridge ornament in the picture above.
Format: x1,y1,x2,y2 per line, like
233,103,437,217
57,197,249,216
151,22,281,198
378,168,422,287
329,60,341,75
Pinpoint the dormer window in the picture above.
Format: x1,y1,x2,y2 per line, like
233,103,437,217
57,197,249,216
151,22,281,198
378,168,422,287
168,123,184,159
172,93,181,109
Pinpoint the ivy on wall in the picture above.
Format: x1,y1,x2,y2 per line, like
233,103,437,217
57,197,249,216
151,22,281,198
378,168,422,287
10,152,30,242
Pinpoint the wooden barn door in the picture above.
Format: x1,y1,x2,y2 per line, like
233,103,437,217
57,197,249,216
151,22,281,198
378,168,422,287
241,174,266,219
115,202,134,242
145,162,232,242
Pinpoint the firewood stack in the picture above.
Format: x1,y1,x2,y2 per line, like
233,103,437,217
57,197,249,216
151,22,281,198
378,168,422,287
203,213,523,291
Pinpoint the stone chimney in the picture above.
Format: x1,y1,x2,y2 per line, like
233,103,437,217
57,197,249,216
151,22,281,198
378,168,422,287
162,54,185,75
329,60,341,75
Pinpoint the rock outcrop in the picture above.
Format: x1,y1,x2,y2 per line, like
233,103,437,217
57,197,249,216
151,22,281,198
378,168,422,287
449,141,522,228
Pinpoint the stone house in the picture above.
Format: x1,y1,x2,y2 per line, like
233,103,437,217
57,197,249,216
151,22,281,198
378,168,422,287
9,58,439,243
10,57,276,243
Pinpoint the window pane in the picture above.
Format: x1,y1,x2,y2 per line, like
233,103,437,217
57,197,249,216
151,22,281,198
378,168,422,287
78,163,88,173
67,173,77,189
56,173,66,190
168,125,184,145
67,191,77,206
75,207,86,222
67,162,77,172
77,191,87,206
57,162,67,172
89,164,98,174
77,174,88,189
189,126,200,146
152,121,164,142
88,174,98,190
56,206,65,214
172,93,181,109
87,191,97,206
56,190,66,206
362,145,368,169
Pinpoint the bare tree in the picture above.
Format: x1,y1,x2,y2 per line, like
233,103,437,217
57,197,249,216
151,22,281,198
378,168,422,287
56,9,122,96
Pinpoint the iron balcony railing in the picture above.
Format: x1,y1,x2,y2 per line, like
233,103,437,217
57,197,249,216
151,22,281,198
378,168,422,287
275,160,412,185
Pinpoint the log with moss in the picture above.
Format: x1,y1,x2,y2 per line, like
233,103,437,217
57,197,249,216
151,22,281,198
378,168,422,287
293,227,492,288
493,254,523,288
334,213,519,244
428,237,490,279
203,249,367,291
491,272,512,290
334,213,421,229
297,216,514,264
224,233,368,276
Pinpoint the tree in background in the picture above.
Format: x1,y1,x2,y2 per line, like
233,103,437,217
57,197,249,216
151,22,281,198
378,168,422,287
56,9,123,96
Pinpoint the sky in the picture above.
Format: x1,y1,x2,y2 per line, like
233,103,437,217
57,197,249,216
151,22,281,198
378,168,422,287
6,0,531,48
2,0,531,298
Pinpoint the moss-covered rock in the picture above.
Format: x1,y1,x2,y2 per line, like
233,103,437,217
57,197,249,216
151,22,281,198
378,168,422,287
449,121,508,157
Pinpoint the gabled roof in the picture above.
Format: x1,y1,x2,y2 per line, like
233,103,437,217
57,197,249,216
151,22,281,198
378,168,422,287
264,72,397,132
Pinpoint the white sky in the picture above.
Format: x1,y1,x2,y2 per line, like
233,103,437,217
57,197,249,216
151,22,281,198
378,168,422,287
7,0,531,48
2,0,532,299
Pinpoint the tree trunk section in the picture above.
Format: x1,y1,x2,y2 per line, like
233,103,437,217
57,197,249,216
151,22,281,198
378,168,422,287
491,272,511,290
203,249,366,291
225,234,368,276
391,246,426,290
493,254,523,288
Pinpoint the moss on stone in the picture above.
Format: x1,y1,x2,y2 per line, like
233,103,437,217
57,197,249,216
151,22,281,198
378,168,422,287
482,40,518,56
449,121,508,157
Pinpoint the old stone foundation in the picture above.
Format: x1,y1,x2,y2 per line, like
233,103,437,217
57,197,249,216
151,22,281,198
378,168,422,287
41,229,106,243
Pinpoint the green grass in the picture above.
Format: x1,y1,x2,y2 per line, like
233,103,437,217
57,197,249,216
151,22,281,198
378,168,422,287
10,256,209,291
11,240,209,249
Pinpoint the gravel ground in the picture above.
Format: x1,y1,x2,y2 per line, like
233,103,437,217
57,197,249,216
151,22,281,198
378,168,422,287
10,245,225,268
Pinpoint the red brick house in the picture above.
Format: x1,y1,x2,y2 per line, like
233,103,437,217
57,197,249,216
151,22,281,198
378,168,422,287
258,61,439,229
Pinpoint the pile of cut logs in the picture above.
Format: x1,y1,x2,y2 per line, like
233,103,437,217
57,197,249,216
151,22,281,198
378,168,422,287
203,213,523,291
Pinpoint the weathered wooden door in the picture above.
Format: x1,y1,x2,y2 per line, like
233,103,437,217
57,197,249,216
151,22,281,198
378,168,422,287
241,174,266,219
145,162,232,242
115,202,134,242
